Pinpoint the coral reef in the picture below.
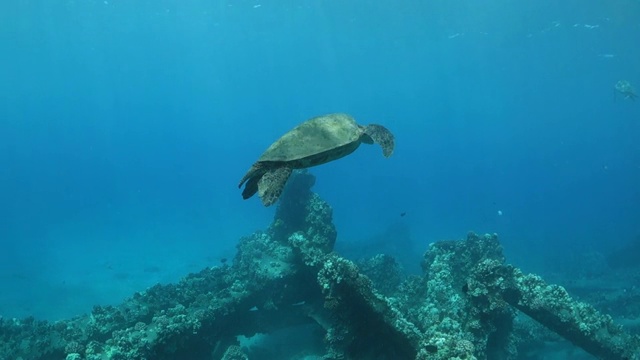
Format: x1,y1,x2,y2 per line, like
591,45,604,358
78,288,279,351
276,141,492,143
0,171,638,360
357,254,404,296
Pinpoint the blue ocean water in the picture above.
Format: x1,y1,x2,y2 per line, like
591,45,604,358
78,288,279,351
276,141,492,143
0,0,638,327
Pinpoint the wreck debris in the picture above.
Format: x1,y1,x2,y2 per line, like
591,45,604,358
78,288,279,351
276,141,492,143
468,259,640,360
0,171,638,360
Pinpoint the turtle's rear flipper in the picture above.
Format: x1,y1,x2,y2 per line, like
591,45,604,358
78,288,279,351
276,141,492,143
240,162,267,200
365,124,395,158
258,166,293,206
241,176,260,199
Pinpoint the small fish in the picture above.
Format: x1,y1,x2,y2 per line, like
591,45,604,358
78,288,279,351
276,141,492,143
220,258,228,264
400,212,406,217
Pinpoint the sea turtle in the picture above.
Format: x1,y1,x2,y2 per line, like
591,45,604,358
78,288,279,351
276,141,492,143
614,80,638,100
239,113,395,206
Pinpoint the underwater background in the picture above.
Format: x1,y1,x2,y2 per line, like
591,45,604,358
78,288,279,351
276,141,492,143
1,0,639,337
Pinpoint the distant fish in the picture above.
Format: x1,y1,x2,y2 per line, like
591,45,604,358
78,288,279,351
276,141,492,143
400,212,406,217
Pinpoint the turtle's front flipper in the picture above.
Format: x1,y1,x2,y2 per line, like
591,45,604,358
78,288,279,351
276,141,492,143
364,124,395,158
258,166,293,206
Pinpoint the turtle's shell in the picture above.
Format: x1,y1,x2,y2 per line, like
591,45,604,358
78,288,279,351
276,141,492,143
258,113,362,163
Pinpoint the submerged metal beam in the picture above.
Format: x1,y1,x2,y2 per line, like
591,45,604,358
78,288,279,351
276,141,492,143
467,259,640,360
